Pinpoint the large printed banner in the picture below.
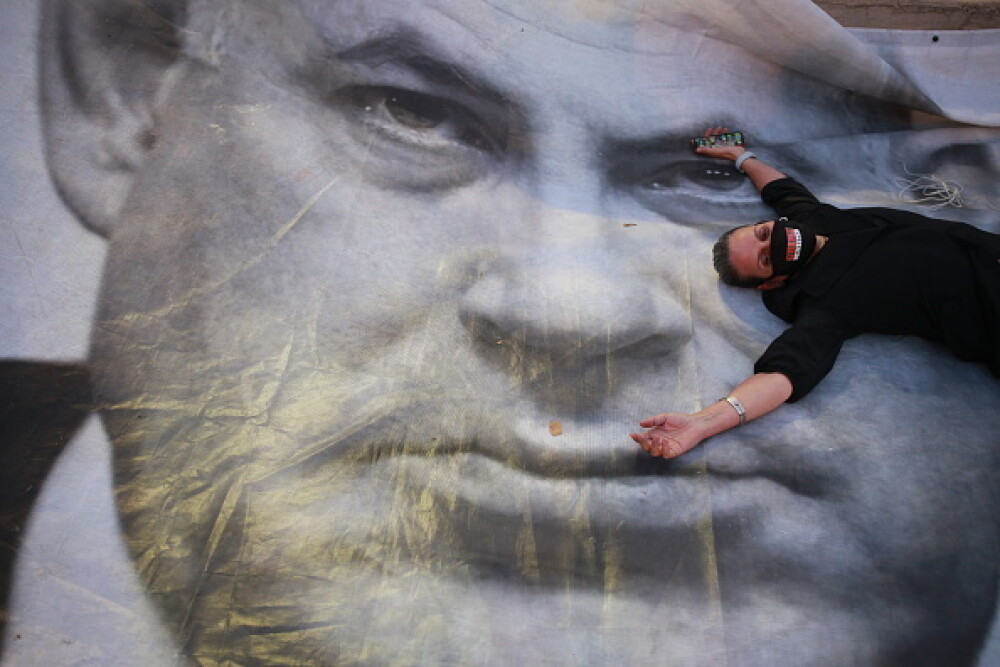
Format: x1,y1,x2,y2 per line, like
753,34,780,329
2,1,1000,664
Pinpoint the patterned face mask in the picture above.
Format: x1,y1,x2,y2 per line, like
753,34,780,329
769,217,818,277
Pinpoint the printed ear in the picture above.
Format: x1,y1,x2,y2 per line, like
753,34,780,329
39,0,189,237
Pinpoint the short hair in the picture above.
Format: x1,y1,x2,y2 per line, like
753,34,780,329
712,224,766,288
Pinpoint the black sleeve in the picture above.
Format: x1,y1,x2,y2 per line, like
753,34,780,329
761,177,823,221
753,305,855,402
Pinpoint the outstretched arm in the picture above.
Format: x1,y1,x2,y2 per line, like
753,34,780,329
630,372,792,458
695,126,786,193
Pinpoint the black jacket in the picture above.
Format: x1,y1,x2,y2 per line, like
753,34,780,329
0,361,91,649
754,178,1000,401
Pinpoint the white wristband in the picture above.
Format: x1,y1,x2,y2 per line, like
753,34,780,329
722,396,747,425
734,151,757,174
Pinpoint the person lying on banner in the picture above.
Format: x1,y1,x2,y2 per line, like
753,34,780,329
631,127,1000,459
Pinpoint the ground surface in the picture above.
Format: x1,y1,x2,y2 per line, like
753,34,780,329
816,0,1000,28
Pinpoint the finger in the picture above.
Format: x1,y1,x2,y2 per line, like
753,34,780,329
650,433,678,457
630,433,651,451
652,443,672,458
638,417,665,428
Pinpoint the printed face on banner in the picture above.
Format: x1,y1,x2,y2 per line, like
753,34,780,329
46,0,1000,663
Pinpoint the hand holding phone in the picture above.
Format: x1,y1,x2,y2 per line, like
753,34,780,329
690,131,745,150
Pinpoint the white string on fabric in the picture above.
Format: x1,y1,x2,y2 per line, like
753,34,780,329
895,164,999,211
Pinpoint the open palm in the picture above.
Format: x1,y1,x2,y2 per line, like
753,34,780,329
630,413,704,459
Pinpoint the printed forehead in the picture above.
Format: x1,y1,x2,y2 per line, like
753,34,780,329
286,0,886,140
295,0,700,56
292,0,931,111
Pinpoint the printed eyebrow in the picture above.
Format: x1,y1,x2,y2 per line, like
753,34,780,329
334,29,513,109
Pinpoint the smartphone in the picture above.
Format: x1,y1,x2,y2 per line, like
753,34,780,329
691,131,745,149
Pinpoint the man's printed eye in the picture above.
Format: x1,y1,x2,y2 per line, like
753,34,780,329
639,163,744,193
345,86,496,153
384,90,449,130
328,84,503,190
761,225,770,242
620,159,763,225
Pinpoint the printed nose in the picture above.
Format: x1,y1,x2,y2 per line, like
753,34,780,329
459,242,690,361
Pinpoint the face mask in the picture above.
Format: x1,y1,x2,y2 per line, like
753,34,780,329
769,217,817,277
